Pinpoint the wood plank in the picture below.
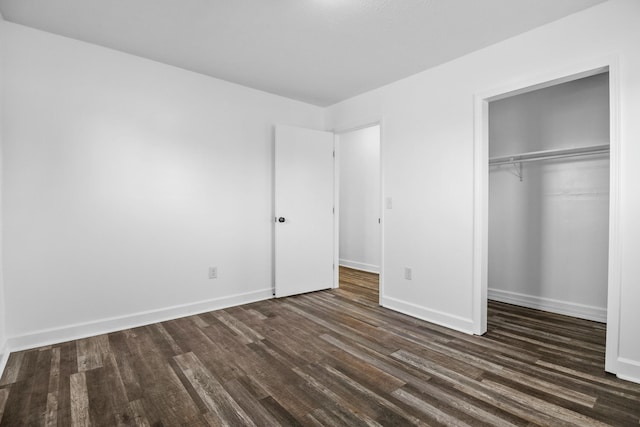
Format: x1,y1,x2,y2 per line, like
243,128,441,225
481,378,611,427
0,351,39,425
26,348,52,425
44,392,58,427
85,353,130,425
55,341,78,427
0,389,9,420
222,378,282,426
316,364,425,426
0,352,24,386
69,372,90,427
77,335,110,372
173,352,255,425
126,399,152,427
147,323,183,357
215,311,264,343
48,347,61,397
392,387,472,427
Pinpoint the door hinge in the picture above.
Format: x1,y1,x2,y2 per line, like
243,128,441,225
332,207,335,214
333,150,335,158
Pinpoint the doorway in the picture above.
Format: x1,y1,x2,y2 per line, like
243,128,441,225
473,61,621,374
336,124,382,300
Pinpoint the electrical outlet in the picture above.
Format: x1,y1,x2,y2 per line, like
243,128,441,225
404,267,412,280
209,267,218,279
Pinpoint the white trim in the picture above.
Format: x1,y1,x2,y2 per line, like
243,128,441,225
6,288,273,352
381,296,474,334
486,67,608,103
333,133,340,289
488,289,607,323
338,259,380,274
604,58,622,374
472,92,489,335
330,118,382,136
271,125,277,296
333,120,385,305
616,358,640,385
472,55,622,372
378,121,385,306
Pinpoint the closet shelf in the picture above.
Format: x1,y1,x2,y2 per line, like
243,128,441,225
489,144,610,166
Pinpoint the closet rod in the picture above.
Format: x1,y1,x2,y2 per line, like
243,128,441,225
489,144,609,166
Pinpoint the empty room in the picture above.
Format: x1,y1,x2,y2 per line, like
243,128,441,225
1,0,640,425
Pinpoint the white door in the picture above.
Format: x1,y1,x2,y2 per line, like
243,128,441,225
275,125,335,298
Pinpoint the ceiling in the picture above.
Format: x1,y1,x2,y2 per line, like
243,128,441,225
0,0,607,106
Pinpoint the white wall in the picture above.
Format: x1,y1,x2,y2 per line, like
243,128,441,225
0,13,7,368
2,0,640,384
339,125,380,273
1,22,325,347
488,74,610,322
326,0,640,381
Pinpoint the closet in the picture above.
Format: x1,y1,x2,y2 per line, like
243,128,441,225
488,72,610,322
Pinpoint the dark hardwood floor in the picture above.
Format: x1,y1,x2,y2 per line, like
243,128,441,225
1,266,638,426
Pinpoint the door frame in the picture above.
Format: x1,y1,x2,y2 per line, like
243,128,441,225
332,120,385,302
472,56,621,373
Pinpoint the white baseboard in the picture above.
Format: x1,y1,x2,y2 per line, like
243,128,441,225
616,357,640,385
380,295,474,334
488,288,607,323
339,259,380,274
7,288,273,352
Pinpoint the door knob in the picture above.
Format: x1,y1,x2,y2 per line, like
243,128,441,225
278,217,286,223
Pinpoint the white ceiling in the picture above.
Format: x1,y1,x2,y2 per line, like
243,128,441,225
0,0,607,106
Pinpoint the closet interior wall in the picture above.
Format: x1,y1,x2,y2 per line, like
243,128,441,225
488,72,610,322
338,125,381,274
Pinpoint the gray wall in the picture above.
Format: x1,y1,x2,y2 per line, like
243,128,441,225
488,73,609,321
0,15,6,364
339,125,381,273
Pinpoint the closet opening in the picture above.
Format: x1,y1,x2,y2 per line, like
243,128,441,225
336,124,382,303
486,70,611,360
